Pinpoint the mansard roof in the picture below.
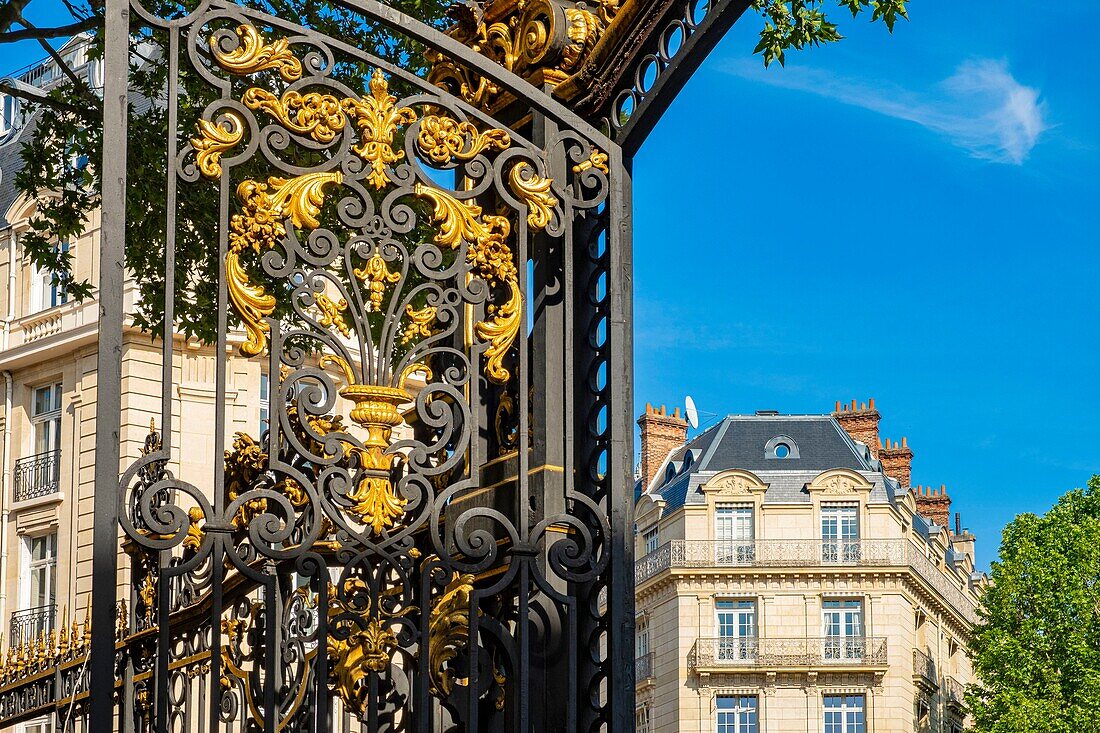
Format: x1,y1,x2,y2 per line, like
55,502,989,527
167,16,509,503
644,413,896,514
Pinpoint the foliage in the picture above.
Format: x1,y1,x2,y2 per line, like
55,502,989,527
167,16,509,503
751,0,909,67
968,476,1100,733
1,0,909,340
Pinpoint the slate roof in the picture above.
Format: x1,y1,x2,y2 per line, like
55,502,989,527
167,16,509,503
643,413,894,515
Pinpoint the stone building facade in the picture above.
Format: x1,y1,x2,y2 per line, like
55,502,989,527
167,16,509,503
634,401,984,733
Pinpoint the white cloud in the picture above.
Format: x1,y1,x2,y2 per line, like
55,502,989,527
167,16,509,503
724,57,1049,164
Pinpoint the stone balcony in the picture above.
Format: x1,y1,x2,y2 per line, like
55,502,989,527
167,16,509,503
689,636,889,674
636,539,979,624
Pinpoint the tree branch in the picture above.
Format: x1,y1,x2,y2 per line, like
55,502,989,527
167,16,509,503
0,17,97,43
0,81,93,118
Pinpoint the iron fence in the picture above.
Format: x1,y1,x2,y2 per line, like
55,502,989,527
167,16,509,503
12,450,60,502
690,636,889,669
636,652,655,681
9,603,55,647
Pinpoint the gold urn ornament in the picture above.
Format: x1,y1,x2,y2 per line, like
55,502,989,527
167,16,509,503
340,384,411,534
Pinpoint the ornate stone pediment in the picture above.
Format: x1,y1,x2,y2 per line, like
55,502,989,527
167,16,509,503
702,469,767,496
807,469,874,496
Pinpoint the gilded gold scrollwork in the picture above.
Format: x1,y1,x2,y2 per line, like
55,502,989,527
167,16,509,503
413,183,521,384
342,69,418,189
402,304,437,345
242,88,347,143
417,114,511,164
314,292,351,337
508,163,557,231
225,172,342,356
427,573,476,698
353,250,401,312
212,24,303,81
572,149,610,175
191,114,244,178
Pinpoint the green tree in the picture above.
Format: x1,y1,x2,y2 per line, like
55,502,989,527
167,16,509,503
968,476,1100,732
0,0,908,339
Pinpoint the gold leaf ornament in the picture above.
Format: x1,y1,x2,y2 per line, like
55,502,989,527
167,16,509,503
417,114,511,164
353,250,401,312
212,24,303,81
191,113,244,178
342,70,418,189
508,162,557,231
427,573,476,698
227,172,342,357
242,88,348,143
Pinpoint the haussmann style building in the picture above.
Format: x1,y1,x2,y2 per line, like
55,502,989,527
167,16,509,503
633,400,985,733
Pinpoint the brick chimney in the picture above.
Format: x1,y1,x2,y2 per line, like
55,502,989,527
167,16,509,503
879,437,913,490
914,484,951,528
637,403,688,489
833,399,881,459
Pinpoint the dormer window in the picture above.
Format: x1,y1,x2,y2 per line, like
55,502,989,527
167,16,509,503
765,435,799,459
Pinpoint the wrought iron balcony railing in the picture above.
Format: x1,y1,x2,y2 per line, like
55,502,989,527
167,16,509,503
635,539,907,582
946,676,966,710
9,604,56,648
13,450,61,502
689,636,888,670
913,648,937,687
635,652,655,682
635,539,980,625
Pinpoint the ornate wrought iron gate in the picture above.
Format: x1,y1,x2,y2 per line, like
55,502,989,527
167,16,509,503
0,1,765,732
86,1,635,731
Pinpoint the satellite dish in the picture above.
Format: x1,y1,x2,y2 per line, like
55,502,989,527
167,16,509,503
685,395,700,430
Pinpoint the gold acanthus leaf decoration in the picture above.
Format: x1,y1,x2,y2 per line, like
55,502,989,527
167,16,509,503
212,24,303,81
507,163,557,231
314,292,351,337
353,250,401,312
572,149,610,175
427,573,476,698
242,88,348,143
342,69,418,189
417,114,511,164
402,304,437,345
191,113,244,178
475,280,522,385
413,183,519,384
227,172,342,357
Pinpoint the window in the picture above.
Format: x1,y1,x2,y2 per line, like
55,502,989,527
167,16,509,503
31,384,62,456
23,534,57,610
821,503,860,563
716,599,757,661
715,503,754,564
822,600,864,661
643,526,659,555
636,705,651,733
20,717,52,733
823,695,864,733
1,92,20,136
716,696,758,733
636,616,650,658
30,242,70,312
259,372,270,436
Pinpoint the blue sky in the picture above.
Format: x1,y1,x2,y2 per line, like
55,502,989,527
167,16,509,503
3,2,1097,568
633,1,1100,568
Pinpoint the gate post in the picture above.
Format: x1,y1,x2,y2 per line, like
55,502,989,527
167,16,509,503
89,0,129,724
